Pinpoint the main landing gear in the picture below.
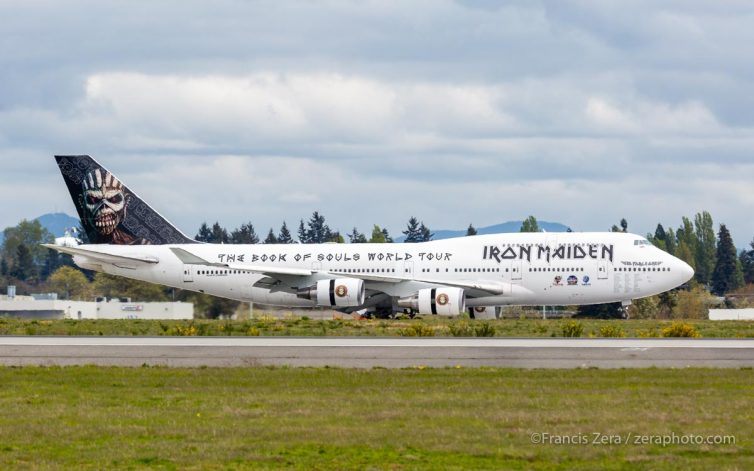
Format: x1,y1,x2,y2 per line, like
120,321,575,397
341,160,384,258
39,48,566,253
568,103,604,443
619,300,632,319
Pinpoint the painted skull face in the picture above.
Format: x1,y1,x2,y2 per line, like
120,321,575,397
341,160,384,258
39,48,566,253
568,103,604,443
81,168,127,236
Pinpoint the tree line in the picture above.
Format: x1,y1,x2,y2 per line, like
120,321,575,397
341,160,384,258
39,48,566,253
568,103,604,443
193,212,434,245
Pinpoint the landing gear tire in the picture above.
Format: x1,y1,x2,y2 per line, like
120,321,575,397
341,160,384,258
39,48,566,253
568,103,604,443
618,304,631,319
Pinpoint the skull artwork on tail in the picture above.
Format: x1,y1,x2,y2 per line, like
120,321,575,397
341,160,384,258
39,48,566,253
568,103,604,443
79,168,145,244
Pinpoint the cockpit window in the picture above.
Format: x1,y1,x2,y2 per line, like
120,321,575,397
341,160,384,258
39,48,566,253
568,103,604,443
634,239,651,246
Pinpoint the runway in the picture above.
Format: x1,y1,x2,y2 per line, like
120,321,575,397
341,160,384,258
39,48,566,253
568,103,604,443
0,336,752,368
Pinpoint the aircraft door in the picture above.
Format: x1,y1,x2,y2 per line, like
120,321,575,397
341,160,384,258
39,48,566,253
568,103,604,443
403,261,414,279
183,265,194,283
598,261,610,280
511,261,522,281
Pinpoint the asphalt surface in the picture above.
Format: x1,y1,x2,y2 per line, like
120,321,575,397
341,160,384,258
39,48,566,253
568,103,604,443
0,337,752,368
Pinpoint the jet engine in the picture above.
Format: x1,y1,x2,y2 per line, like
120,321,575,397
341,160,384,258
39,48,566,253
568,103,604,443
398,287,466,316
468,306,501,320
297,279,365,307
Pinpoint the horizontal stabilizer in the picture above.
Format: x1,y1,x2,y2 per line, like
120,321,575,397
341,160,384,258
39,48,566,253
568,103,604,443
43,244,159,265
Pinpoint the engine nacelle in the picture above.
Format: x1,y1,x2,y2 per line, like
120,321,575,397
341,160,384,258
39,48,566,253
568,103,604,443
398,287,466,316
297,278,365,307
468,306,501,320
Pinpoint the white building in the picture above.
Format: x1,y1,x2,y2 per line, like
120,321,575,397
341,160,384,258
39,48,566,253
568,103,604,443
0,293,193,320
708,309,754,320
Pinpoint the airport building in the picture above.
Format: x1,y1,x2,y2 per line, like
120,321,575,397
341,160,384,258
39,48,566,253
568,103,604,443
0,286,193,320
708,309,754,320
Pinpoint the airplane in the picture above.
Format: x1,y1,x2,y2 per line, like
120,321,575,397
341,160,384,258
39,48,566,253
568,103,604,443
46,155,694,319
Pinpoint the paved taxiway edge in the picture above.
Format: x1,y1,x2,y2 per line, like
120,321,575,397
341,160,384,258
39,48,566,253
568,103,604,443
0,337,752,368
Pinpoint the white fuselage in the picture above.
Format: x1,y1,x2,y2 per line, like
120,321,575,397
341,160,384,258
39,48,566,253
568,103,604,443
71,232,693,311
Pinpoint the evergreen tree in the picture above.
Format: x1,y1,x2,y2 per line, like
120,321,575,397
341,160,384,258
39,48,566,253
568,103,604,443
277,222,294,244
418,223,433,242
298,219,307,243
210,222,230,244
694,211,716,285
195,222,212,242
382,228,393,243
520,216,540,233
611,218,628,233
369,225,386,243
675,240,696,270
677,217,697,251
305,211,332,244
466,224,477,236
264,228,278,244
654,223,667,242
348,227,367,243
740,238,754,284
711,224,742,295
675,217,698,269
665,227,677,255
10,244,35,280
2,219,54,278
230,222,259,244
735,258,745,289
41,250,63,280
403,217,422,243
651,224,667,251
0,259,7,276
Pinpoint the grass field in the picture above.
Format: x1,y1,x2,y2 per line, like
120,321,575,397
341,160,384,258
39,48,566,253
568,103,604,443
0,366,750,469
1,316,753,338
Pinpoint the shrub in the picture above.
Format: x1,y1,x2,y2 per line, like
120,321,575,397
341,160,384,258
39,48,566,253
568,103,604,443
598,324,626,338
628,296,660,319
672,285,714,319
448,321,473,337
532,323,549,335
246,327,261,336
561,320,584,338
637,328,659,338
661,322,701,338
474,322,496,337
168,324,197,336
399,324,435,337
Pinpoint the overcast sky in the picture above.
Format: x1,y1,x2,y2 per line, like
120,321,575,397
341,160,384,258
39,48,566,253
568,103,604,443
1,0,753,247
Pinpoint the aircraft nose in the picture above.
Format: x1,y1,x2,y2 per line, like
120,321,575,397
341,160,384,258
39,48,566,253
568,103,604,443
677,260,694,284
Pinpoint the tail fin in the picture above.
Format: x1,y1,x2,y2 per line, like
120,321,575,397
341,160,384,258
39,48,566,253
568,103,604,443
55,155,195,245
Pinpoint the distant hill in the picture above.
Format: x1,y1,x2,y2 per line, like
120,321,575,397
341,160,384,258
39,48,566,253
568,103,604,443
395,220,571,242
35,213,81,237
0,213,80,245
